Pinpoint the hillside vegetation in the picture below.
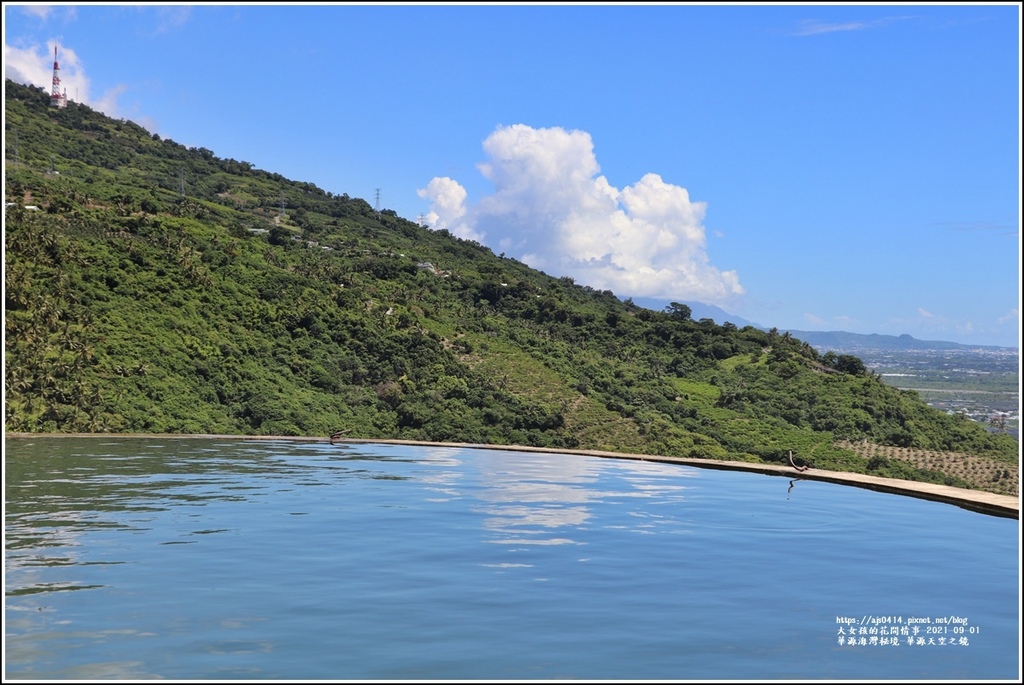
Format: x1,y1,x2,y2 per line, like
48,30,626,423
4,79,1018,494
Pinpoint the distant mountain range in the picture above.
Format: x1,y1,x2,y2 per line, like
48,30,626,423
778,331,1016,353
627,297,761,329
628,297,1016,352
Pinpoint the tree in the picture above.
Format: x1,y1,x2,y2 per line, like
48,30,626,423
268,225,291,246
665,302,692,321
834,354,867,376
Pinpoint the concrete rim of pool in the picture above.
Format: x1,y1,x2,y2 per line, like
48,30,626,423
5,433,1018,520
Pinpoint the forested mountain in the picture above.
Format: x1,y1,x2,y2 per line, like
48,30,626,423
4,78,1018,494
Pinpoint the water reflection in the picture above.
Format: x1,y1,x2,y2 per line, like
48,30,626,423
408,446,465,503
466,450,694,553
5,438,1018,681
4,438,413,598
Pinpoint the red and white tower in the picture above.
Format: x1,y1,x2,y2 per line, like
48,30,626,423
50,46,67,108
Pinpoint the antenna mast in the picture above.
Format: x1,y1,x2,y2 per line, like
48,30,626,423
50,45,67,108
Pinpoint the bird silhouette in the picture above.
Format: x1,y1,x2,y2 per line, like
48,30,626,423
788,450,809,472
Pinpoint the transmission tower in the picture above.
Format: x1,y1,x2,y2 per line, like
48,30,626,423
374,188,381,218
50,46,67,108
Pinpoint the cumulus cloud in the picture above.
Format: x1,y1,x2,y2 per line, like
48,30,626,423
418,124,744,306
4,42,51,89
416,176,481,242
3,40,125,119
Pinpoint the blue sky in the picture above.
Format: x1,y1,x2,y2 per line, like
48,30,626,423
4,3,1021,347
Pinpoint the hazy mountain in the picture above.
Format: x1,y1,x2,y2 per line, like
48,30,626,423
629,296,1016,353
626,297,761,329
782,331,1017,353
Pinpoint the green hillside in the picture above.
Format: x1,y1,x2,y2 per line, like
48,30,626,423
4,78,1018,493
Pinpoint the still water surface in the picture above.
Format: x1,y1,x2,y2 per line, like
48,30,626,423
4,437,1019,680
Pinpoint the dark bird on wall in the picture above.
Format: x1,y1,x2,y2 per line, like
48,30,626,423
788,450,809,472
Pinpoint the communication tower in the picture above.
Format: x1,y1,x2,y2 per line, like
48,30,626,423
50,46,68,108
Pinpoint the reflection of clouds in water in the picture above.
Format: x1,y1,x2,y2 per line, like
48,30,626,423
7,510,91,552
474,454,600,543
419,447,466,501
629,481,691,494
6,510,101,600
420,446,466,466
488,538,578,546
472,453,694,543
4,622,163,679
201,639,275,655
220,616,268,630
598,510,671,535
480,452,603,488
425,492,460,502
480,481,594,504
481,504,590,528
47,661,159,680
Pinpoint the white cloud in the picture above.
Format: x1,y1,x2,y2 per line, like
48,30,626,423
794,20,870,36
419,124,744,306
3,40,126,119
832,315,858,329
793,16,913,37
997,308,1018,325
4,42,51,88
92,83,127,118
148,6,193,35
803,312,827,326
21,5,53,20
19,5,76,22
917,307,936,318
416,176,480,242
